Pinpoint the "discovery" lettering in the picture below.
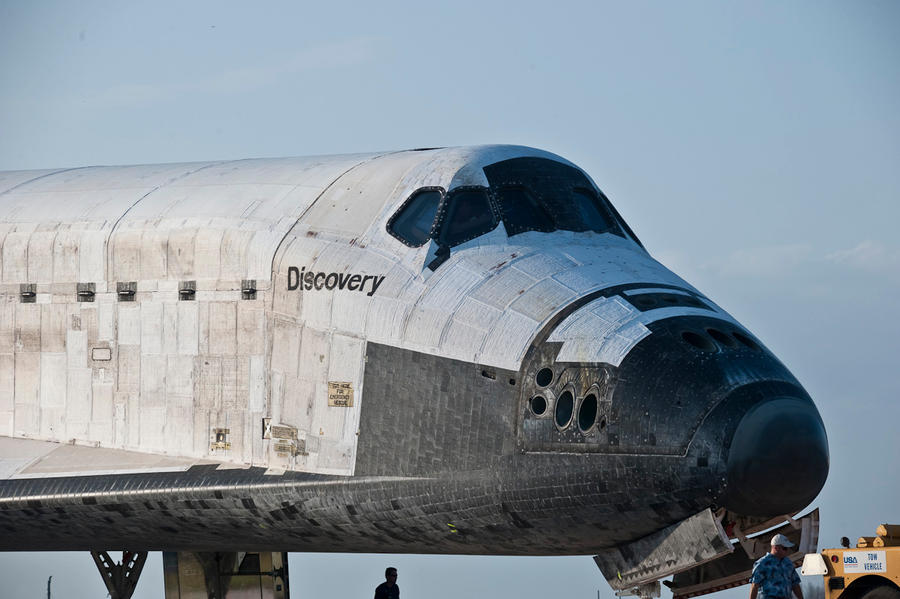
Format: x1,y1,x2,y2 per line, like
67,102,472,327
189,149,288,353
287,266,385,297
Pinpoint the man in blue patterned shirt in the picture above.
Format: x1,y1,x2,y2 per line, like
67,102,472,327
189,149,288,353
749,534,804,599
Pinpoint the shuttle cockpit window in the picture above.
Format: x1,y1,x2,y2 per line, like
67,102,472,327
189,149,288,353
494,186,555,235
387,188,443,247
495,184,619,237
568,187,618,234
483,156,630,240
437,187,498,247
387,157,643,254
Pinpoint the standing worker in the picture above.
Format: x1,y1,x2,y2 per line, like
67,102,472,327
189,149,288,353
374,566,399,599
750,534,804,599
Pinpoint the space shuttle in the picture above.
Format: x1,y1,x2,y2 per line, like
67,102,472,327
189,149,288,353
0,146,828,598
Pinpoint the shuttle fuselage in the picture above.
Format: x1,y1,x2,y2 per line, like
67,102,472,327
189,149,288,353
0,146,828,557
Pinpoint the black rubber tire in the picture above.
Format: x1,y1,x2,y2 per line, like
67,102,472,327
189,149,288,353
859,584,900,599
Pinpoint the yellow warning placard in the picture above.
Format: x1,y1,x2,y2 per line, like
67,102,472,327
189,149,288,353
327,381,354,407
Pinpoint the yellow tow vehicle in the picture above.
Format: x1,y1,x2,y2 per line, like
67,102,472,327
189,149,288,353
802,524,900,599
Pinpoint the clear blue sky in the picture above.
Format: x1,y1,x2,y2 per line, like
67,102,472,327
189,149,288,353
1,1,898,598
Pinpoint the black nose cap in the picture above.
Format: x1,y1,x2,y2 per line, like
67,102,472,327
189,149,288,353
725,397,829,516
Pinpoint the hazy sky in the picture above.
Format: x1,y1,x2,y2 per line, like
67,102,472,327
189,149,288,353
1,1,898,598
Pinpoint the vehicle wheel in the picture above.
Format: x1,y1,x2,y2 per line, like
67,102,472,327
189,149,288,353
860,585,900,599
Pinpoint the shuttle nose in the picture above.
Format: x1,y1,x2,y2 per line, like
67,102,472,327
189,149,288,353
724,397,829,516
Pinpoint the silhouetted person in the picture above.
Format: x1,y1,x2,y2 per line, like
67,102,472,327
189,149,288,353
374,566,399,599
749,534,803,599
